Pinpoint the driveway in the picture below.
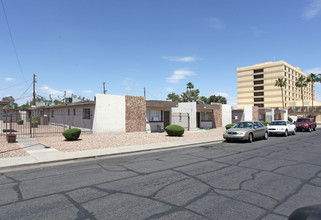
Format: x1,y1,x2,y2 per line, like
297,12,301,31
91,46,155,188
0,129,320,219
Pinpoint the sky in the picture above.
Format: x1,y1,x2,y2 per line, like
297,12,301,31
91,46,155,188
1,0,321,107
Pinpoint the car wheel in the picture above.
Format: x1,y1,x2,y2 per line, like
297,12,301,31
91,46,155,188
264,132,268,140
226,139,231,142
308,127,312,132
284,130,288,137
293,129,296,135
248,133,253,143
313,126,317,131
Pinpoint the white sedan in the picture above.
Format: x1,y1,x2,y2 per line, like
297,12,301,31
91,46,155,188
267,120,296,136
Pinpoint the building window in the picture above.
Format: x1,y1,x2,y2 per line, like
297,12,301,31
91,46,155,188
51,110,54,118
201,112,212,122
284,66,287,71
254,80,264,85
254,104,264,107
146,110,162,122
254,86,264,90
254,92,264,96
254,98,264,102
68,109,70,115
254,74,263,79
254,69,264,73
284,72,286,77
73,109,76,115
83,108,90,119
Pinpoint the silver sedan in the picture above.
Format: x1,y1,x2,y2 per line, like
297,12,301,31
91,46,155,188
223,121,268,143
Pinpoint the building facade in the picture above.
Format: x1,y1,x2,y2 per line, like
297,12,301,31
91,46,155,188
237,61,314,108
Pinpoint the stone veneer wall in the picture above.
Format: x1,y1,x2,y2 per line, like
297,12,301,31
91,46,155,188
252,106,259,121
212,103,222,128
125,96,146,133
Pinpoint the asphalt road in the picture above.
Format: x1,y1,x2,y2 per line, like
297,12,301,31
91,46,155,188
1,129,321,220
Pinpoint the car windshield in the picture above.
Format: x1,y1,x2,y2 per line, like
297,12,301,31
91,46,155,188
269,121,286,126
233,122,253,129
296,119,310,122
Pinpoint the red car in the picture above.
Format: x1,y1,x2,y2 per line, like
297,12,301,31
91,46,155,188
294,118,317,132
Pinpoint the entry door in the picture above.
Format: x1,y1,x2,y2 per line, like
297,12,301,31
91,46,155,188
197,112,200,128
164,111,170,128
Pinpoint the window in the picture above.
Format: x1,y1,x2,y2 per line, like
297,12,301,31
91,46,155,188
51,110,54,118
254,98,264,102
201,112,212,121
254,104,264,107
83,108,90,119
73,109,76,115
254,74,263,79
254,122,264,128
254,69,264,73
254,80,264,85
68,109,70,115
284,72,286,77
254,86,264,90
284,66,287,71
146,110,162,122
254,92,264,96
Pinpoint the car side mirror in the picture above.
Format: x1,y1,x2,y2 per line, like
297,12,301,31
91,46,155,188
254,126,258,129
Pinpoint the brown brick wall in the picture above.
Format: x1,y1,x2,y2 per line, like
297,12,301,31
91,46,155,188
125,96,146,133
212,103,222,128
252,106,259,121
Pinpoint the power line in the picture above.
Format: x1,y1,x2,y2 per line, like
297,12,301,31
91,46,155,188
15,81,33,101
0,79,32,91
1,0,26,81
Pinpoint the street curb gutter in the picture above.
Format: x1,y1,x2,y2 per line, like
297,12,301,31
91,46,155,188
0,138,224,172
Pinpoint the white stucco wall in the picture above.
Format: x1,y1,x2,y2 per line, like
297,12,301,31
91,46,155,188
222,104,232,127
92,94,126,134
284,109,288,121
171,102,197,130
243,106,253,121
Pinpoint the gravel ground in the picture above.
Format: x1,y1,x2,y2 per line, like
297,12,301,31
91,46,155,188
36,128,225,152
0,138,30,158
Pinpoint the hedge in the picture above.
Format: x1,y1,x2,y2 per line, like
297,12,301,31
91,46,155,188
262,121,270,126
62,128,82,141
225,123,235,129
165,125,185,137
17,120,23,125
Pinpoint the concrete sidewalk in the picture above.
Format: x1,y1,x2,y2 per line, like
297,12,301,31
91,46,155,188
0,136,224,169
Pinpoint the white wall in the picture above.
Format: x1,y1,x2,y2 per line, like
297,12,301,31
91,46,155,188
284,109,288,121
222,104,232,127
171,102,197,130
92,94,126,134
243,106,253,121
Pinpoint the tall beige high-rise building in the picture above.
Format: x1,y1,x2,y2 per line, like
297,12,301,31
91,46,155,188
237,61,315,108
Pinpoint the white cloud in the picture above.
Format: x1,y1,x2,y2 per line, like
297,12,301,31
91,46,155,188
39,85,73,98
125,87,131,91
166,69,196,83
81,90,93,94
5,77,15,82
163,56,197,62
165,87,174,92
303,67,321,74
122,78,133,91
302,0,321,20
212,92,237,108
208,17,224,29
250,27,265,37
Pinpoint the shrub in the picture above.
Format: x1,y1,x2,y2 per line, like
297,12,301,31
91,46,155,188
288,117,293,122
165,125,184,137
262,121,270,126
17,120,23,125
31,121,39,128
33,114,40,123
225,124,235,129
62,128,81,141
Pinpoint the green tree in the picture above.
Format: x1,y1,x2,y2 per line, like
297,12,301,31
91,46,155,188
166,93,181,102
199,96,208,104
180,82,200,102
274,78,287,109
207,95,227,104
54,99,64,105
295,76,308,107
1,96,18,109
306,73,318,110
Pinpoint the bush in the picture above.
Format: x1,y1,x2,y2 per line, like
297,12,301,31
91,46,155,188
225,124,235,129
17,120,23,125
288,117,293,122
165,125,184,137
31,121,39,128
62,128,81,141
262,121,270,126
33,114,40,123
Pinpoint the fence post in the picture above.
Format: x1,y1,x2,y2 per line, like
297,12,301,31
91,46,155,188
29,110,32,138
188,113,190,131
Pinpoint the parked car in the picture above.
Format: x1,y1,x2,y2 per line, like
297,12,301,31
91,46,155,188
223,121,268,143
294,118,317,132
267,120,296,136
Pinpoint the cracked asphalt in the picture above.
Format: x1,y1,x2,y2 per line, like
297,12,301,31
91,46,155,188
0,129,321,220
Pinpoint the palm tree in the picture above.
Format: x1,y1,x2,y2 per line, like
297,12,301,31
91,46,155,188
306,73,318,111
274,78,287,109
295,76,308,108
186,82,194,90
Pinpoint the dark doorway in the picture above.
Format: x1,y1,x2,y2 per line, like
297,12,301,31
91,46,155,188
164,111,170,128
197,112,200,128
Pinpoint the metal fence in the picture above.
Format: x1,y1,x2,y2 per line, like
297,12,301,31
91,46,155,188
1,109,93,138
171,112,190,130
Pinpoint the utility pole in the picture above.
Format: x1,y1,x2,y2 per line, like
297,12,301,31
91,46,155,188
103,82,106,94
64,91,66,104
33,74,36,106
144,87,146,99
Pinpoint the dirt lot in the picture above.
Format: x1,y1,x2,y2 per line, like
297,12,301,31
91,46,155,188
0,138,30,158
35,128,225,152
